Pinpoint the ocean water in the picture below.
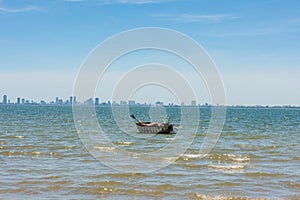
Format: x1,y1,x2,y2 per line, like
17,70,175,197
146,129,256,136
0,105,299,199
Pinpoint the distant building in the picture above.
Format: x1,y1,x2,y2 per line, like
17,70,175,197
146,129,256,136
70,96,73,105
191,100,197,106
2,95,7,104
54,97,63,105
21,98,25,104
95,97,99,105
17,97,21,104
181,102,185,106
85,98,94,105
155,101,163,106
100,102,108,106
73,96,77,104
128,100,135,106
120,101,127,105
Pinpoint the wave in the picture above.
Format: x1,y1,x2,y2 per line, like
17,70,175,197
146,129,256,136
165,137,176,141
1,151,48,157
92,146,116,152
245,172,286,178
208,153,250,163
208,163,247,170
192,193,270,200
231,157,250,162
115,141,134,146
206,153,249,173
181,154,205,158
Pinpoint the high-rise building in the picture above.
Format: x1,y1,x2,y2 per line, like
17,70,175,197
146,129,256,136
120,100,127,105
3,95,7,104
191,100,197,106
17,97,21,104
21,98,25,104
70,96,73,105
73,96,77,104
55,97,59,104
128,100,135,106
95,97,99,105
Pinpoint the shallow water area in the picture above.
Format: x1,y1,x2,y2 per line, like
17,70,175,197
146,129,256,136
0,105,299,199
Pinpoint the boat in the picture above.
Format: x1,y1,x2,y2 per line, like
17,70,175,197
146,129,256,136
130,115,174,134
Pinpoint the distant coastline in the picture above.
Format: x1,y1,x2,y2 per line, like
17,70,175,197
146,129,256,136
0,103,299,109
1,94,299,108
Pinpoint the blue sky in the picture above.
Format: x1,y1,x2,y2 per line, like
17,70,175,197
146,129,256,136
0,0,299,105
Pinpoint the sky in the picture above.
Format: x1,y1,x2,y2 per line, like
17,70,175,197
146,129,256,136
0,0,299,105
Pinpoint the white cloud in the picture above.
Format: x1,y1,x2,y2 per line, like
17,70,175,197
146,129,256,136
116,0,170,4
211,17,300,37
154,13,240,23
0,5,40,13
64,0,84,2
64,0,173,4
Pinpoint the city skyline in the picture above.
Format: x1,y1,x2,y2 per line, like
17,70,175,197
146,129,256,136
1,93,299,108
0,94,200,106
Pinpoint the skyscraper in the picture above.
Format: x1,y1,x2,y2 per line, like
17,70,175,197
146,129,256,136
128,100,135,105
95,97,99,105
17,97,21,104
191,100,197,106
73,96,77,104
70,96,73,105
3,95,7,104
120,100,127,105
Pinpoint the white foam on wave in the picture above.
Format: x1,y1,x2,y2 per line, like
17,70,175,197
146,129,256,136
208,164,246,170
165,138,175,141
163,157,179,163
181,154,205,158
93,146,116,152
116,141,133,146
209,153,250,162
231,157,250,162
227,154,250,162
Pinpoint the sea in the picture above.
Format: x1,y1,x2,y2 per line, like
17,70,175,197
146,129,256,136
0,105,299,199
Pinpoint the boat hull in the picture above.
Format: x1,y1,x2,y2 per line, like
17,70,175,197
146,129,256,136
136,123,173,134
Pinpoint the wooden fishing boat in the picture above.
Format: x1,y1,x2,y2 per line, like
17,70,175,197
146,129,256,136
130,115,174,134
